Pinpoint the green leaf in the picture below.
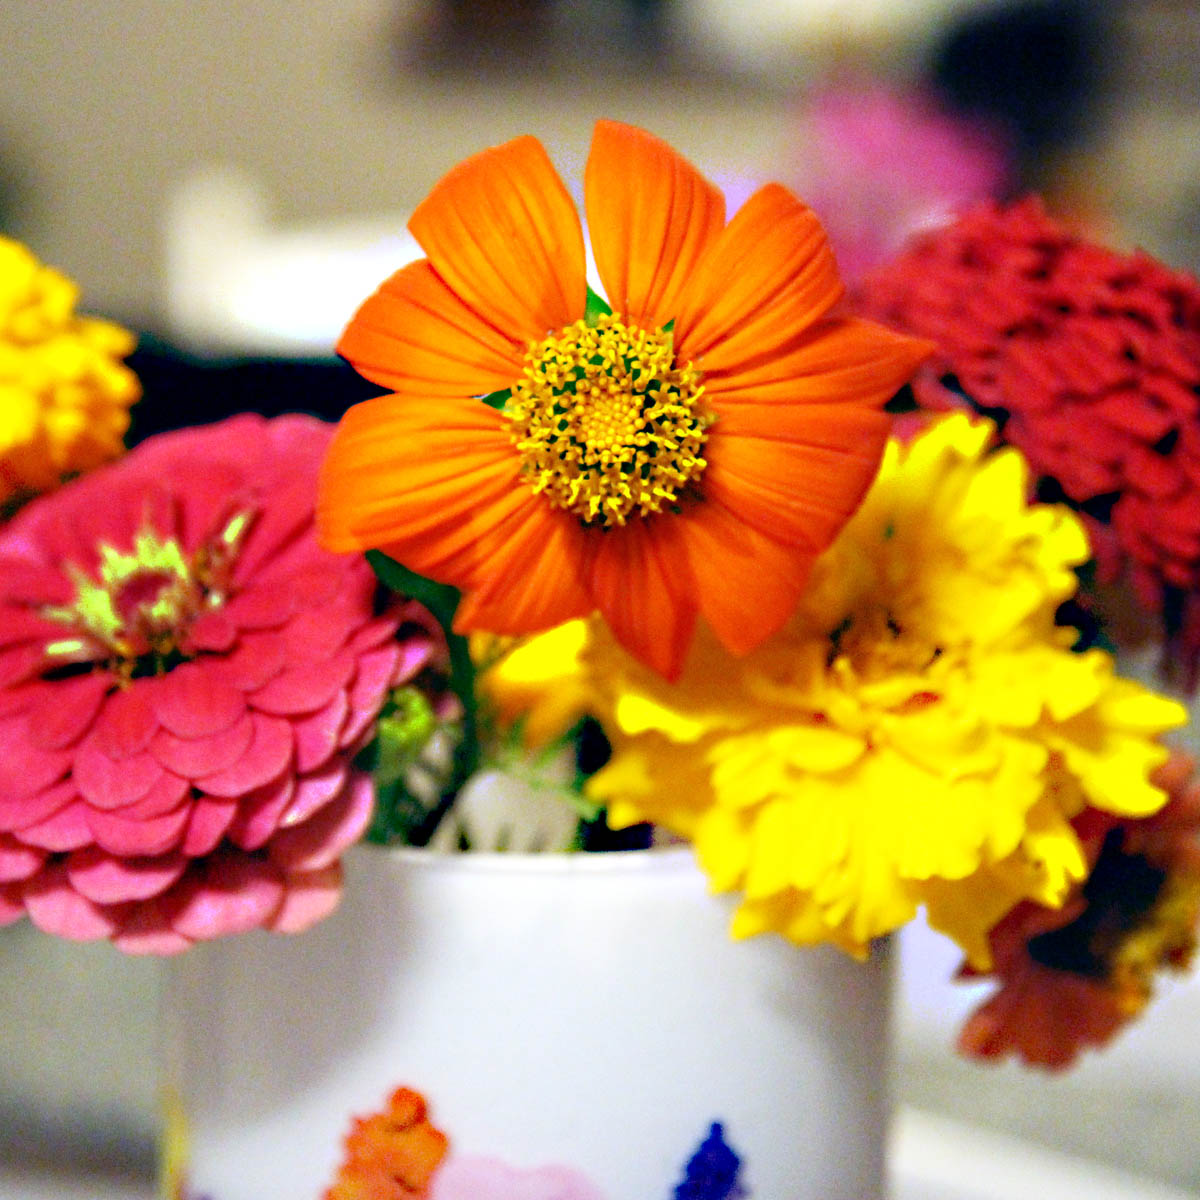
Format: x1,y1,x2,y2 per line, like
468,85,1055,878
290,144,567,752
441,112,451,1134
585,285,612,325
363,550,484,843
481,387,511,411
364,778,438,845
366,550,460,631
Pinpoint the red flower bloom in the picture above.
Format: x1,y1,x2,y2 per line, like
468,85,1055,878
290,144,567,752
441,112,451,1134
0,414,447,953
855,198,1200,673
958,752,1200,1069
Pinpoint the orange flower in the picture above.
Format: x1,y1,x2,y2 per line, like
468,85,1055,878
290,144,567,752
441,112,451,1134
958,752,1200,1070
323,1086,449,1200
319,120,929,678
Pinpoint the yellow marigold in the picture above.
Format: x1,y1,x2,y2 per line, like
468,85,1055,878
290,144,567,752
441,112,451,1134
0,236,139,509
475,619,592,749
584,413,1188,963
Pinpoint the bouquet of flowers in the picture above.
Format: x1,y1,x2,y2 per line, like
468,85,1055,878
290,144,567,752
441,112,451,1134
3,117,1200,1197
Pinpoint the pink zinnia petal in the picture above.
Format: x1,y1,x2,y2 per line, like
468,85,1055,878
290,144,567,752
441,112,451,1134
66,846,188,904
292,690,349,774
0,835,47,883
113,772,191,821
210,631,287,692
266,864,344,933
88,686,159,759
341,645,402,749
220,585,296,631
74,746,167,811
149,665,246,739
149,712,256,778
226,775,295,851
346,613,407,657
0,560,74,605
86,802,191,857
249,652,357,716
0,883,24,925
0,716,71,794
0,681,38,718
168,855,286,941
0,780,78,833
194,713,293,797
0,606,63,649
0,644,46,689
180,796,238,857
283,763,349,828
268,773,373,872
23,863,127,941
280,596,369,665
28,672,112,752
17,800,94,852
186,609,239,653
110,896,194,956
228,476,319,585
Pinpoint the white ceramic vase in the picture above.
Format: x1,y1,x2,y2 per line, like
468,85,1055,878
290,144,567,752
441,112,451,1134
163,843,890,1199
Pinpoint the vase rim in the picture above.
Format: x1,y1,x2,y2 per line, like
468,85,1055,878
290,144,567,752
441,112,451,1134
351,841,699,877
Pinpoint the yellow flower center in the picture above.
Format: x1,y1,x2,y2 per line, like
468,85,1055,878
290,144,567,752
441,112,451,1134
505,313,710,527
831,607,944,701
40,513,251,677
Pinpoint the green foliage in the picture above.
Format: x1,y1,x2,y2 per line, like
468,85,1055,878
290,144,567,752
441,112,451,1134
366,550,480,844
585,285,612,325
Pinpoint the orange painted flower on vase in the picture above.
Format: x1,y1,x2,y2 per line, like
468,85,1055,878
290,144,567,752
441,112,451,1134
323,1087,450,1200
318,120,930,678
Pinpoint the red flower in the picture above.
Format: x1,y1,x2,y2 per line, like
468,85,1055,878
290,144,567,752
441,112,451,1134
855,198,1200,674
958,752,1200,1069
0,415,447,953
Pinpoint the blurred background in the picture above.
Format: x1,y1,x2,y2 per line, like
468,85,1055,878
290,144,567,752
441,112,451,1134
3,0,1200,1197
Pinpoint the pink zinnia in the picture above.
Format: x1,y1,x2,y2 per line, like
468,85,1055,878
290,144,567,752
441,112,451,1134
0,414,446,953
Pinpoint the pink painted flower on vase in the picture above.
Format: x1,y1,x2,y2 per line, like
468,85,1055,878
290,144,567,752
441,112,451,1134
793,79,1011,282
0,413,450,952
429,1157,607,1200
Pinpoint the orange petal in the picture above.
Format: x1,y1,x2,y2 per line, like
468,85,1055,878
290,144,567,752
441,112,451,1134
673,184,843,374
703,315,933,406
317,395,528,587
336,259,524,397
679,500,814,656
409,135,586,343
453,505,594,636
587,519,698,680
584,119,726,331
703,401,888,553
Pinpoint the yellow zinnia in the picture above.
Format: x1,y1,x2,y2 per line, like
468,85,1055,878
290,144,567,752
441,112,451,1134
584,413,1188,963
0,236,139,511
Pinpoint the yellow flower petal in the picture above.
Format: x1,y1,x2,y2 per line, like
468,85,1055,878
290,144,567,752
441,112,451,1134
582,414,1184,960
0,238,138,506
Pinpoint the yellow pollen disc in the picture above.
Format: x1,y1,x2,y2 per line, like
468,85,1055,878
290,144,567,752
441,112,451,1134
505,313,710,527
39,513,251,673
